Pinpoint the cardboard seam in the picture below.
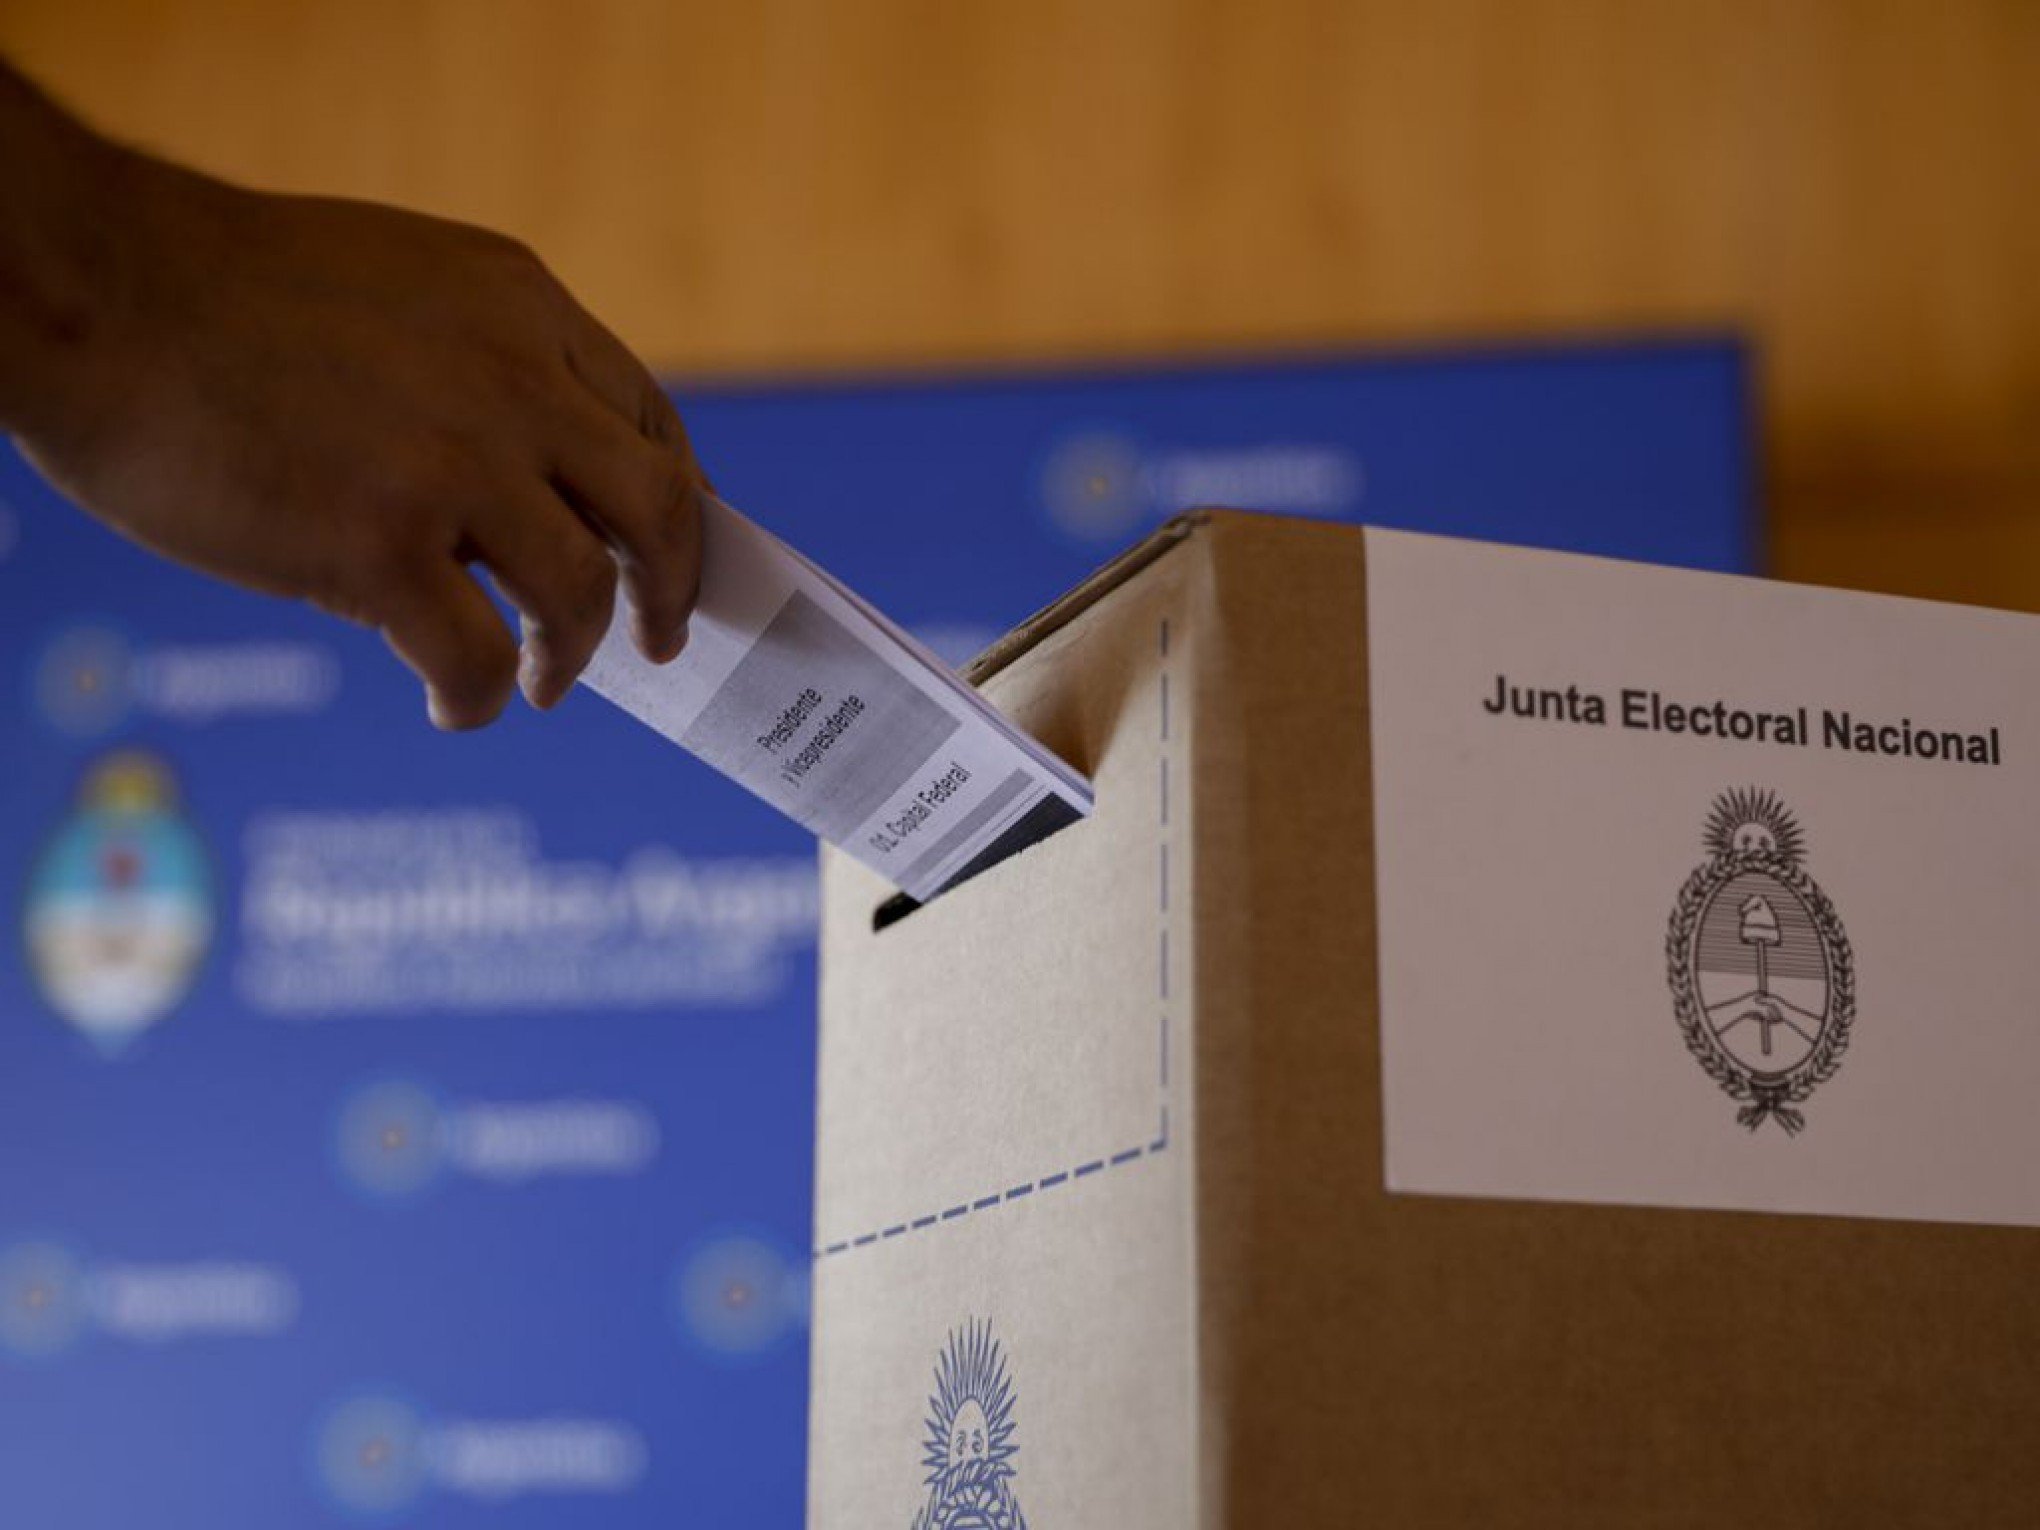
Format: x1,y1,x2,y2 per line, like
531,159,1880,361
963,513,1206,685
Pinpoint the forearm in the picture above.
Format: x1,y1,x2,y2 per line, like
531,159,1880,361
0,56,703,729
0,61,147,446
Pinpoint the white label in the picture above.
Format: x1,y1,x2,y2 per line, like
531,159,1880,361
581,497,1088,901
1365,526,2040,1229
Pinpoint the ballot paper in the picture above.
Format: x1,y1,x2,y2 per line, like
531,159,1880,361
579,496,1090,903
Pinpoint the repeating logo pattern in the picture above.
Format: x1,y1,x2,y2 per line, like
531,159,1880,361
0,1241,88,1359
33,626,133,737
671,1235,805,1358
1667,789,1856,1133
333,1077,661,1200
913,1319,1027,1530
313,1392,647,1514
314,1394,432,1515
333,1080,449,1200
0,1239,298,1357
1036,428,1365,544
32,624,340,736
1037,431,1146,543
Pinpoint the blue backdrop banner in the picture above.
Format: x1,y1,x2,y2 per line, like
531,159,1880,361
0,338,1749,1525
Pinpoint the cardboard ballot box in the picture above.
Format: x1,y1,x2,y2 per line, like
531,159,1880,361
809,511,2040,1527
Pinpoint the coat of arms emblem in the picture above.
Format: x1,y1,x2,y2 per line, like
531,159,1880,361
912,1319,1027,1530
1667,788,1855,1134
24,750,213,1055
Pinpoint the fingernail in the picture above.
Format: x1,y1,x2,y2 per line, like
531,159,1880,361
635,613,688,665
517,644,553,710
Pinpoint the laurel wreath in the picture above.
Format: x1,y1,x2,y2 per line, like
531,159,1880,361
1666,849,1855,1135
913,1476,1028,1530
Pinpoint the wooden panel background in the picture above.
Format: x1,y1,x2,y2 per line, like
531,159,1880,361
4,1,2035,602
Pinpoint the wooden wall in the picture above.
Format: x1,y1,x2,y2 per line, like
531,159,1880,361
5,1,2034,603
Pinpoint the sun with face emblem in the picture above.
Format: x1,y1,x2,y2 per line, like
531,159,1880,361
1702,786,1806,864
913,1319,1027,1530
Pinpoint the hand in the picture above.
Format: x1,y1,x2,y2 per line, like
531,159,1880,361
9,117,705,729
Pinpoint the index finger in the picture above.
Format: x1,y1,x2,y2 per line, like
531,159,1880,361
554,301,711,662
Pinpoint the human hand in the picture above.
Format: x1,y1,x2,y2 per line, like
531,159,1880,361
7,113,704,729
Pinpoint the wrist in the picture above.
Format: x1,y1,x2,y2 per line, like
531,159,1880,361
0,70,159,450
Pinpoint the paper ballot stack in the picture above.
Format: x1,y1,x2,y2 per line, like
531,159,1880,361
579,496,1090,901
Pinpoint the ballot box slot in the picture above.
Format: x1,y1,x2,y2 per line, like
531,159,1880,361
871,788,1087,930
872,891,920,931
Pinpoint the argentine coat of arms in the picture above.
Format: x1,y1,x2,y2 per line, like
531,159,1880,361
1667,789,1855,1134
912,1319,1027,1530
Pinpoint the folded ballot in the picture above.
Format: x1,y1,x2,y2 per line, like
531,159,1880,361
579,496,1090,901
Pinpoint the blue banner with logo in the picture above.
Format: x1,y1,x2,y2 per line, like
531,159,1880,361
0,338,1749,1524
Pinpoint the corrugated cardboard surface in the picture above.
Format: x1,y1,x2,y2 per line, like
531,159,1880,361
812,528,1198,1526
815,511,2040,1527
